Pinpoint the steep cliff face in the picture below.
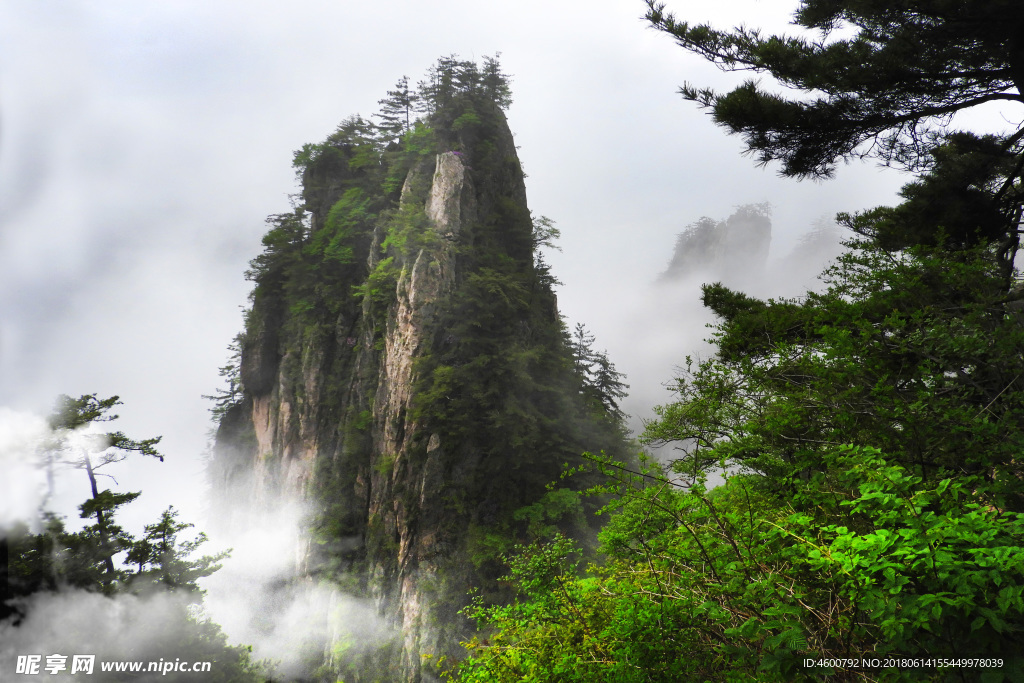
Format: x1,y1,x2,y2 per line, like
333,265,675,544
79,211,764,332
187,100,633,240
211,59,626,682
367,151,471,678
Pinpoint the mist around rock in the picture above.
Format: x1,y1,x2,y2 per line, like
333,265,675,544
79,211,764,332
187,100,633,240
606,203,847,449
199,490,394,680
0,402,396,681
659,202,844,295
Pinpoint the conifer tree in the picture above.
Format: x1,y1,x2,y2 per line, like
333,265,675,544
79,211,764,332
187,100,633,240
416,55,460,115
481,54,513,109
452,58,481,95
202,335,244,421
570,323,629,422
45,394,163,591
645,0,1024,177
374,75,417,141
125,507,228,596
5,395,264,679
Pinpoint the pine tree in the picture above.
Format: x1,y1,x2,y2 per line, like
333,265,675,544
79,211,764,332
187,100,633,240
569,323,629,422
374,75,417,141
416,55,460,115
45,394,163,592
452,58,481,95
125,507,228,597
202,335,244,421
645,0,1024,176
481,54,513,110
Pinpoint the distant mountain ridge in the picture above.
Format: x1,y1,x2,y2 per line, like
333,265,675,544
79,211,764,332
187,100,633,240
660,203,772,281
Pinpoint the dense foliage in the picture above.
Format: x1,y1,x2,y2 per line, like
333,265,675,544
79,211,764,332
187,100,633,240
445,3,1024,681
449,239,1024,682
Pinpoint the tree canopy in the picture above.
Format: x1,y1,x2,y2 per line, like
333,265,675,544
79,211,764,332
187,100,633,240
448,240,1024,683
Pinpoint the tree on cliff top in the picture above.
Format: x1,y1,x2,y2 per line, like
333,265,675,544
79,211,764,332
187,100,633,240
375,75,418,141
415,54,512,117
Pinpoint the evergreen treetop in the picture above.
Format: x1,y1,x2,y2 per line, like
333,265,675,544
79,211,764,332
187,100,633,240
645,0,1024,178
374,75,418,141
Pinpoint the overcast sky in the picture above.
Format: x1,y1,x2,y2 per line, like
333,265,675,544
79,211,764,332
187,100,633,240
0,0,916,533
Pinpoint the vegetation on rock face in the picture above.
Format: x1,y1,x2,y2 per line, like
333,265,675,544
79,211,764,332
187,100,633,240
446,3,1024,681
216,55,634,680
232,54,523,385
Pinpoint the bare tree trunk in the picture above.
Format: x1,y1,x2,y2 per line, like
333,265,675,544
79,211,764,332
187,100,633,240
84,453,117,586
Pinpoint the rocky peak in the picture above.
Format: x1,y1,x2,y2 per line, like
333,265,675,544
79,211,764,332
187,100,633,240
211,57,629,682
